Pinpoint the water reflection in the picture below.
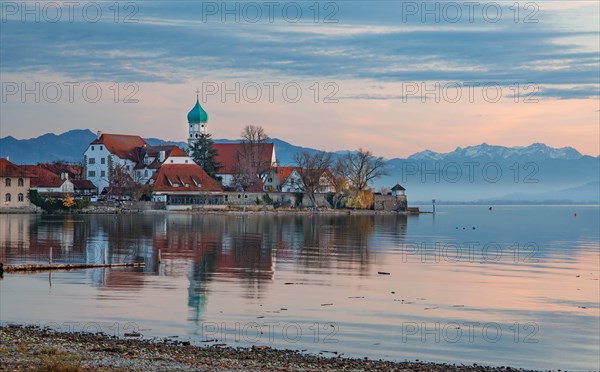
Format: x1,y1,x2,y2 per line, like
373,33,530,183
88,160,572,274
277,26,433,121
0,208,598,370
0,213,408,301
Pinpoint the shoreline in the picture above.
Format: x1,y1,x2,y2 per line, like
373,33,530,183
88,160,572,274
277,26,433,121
0,324,533,371
0,208,427,216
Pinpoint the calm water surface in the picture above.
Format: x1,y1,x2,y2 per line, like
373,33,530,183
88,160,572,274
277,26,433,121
0,206,598,370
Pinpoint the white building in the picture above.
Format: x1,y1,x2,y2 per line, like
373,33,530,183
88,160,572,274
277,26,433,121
84,132,186,194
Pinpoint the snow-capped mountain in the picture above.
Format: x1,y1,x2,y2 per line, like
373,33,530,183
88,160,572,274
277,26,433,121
408,143,583,161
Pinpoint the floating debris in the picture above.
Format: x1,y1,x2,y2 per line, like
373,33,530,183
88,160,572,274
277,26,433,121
377,271,390,275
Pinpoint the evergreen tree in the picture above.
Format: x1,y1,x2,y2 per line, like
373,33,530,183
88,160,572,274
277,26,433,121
190,133,223,181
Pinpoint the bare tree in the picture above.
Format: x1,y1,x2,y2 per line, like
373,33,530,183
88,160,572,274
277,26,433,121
339,148,387,195
241,125,269,144
330,159,350,209
233,125,273,190
294,151,334,208
108,163,135,198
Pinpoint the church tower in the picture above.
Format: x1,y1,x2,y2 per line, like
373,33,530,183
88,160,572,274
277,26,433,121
187,94,209,148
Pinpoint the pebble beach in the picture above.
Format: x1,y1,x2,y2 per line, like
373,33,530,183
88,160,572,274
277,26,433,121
0,324,533,371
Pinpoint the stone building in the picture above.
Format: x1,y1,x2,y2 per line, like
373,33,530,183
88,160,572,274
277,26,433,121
0,158,32,209
373,184,408,211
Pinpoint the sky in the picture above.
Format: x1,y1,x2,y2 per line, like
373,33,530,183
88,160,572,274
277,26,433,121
1,1,598,158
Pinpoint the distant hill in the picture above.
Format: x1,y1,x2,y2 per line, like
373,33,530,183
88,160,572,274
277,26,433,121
0,129,97,164
1,129,598,203
0,129,323,167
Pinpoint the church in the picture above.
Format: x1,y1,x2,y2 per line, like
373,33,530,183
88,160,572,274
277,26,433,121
186,97,277,190
83,96,278,204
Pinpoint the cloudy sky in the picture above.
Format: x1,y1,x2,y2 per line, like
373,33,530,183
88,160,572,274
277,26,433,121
1,1,598,157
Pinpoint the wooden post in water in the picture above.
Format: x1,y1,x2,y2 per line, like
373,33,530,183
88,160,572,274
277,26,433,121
103,248,106,265
158,249,161,264
49,247,52,265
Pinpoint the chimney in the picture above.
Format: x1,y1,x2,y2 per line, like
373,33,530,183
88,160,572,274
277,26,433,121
61,172,68,180
159,150,166,162
96,131,102,139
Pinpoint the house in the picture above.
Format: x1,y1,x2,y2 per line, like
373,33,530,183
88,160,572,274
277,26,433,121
316,169,336,193
21,165,75,195
22,164,97,198
149,151,223,207
84,132,148,193
263,167,335,193
212,143,276,189
0,158,33,209
84,132,187,194
263,166,303,192
72,179,97,197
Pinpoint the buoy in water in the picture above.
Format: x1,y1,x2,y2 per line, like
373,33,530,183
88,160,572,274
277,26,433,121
574,213,577,217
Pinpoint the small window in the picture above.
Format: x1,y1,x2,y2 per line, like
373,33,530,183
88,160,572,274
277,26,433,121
237,194,241,199
201,124,204,128
5,178,11,187
18,193,24,202
88,171,96,177
101,171,106,177
170,160,173,163
244,195,248,199
268,177,272,183
126,165,130,170
185,160,188,163
91,146,95,150
18,178,24,187
5,193,11,202
144,170,148,177
101,158,105,164
89,158,95,164
100,146,103,150
195,134,199,138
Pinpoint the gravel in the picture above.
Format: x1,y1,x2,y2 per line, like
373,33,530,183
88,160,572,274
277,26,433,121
0,324,535,371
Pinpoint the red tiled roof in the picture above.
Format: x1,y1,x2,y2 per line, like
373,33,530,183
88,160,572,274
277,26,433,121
169,146,188,157
134,145,188,169
38,163,83,179
92,134,148,162
213,143,274,174
152,163,223,192
273,166,301,183
21,165,65,188
0,158,33,177
72,179,96,190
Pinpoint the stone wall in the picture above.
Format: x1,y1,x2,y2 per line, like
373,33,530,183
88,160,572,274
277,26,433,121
373,194,407,212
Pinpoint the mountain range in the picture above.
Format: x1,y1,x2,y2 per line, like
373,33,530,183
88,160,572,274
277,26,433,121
1,130,598,203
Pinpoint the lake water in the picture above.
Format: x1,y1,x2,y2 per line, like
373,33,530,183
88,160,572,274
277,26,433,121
0,206,598,370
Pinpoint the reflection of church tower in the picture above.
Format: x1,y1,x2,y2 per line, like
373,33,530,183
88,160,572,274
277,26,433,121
187,94,209,149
